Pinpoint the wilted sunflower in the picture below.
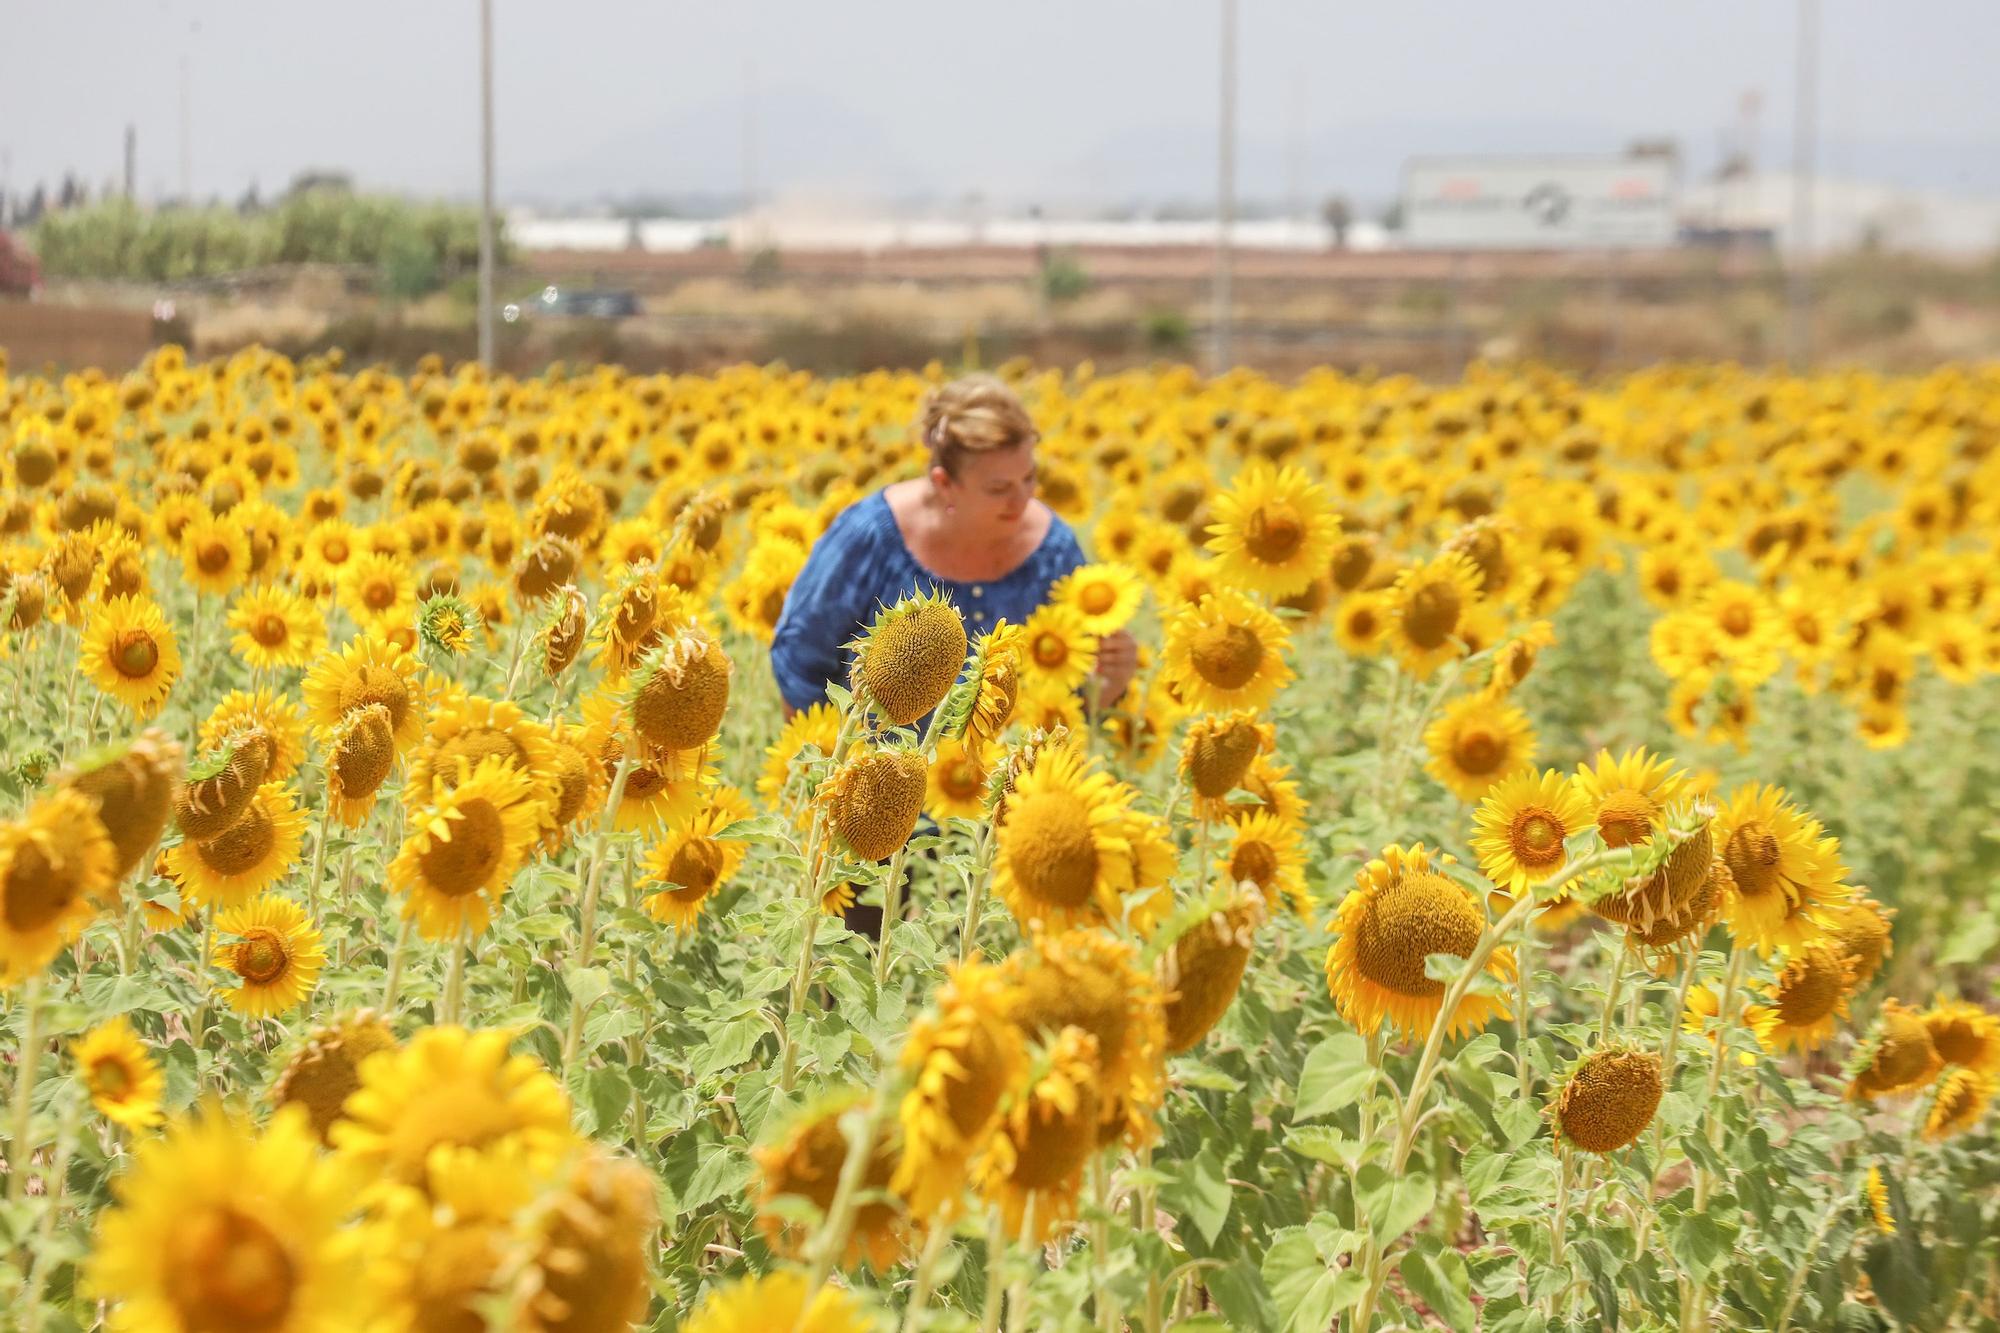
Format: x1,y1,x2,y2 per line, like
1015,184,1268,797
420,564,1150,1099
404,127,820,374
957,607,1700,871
213,893,326,1018
272,1008,400,1145
1923,1000,2000,1075
324,703,398,828
1018,601,1096,695
1846,999,1945,1102
1051,561,1147,635
79,594,181,719
1162,886,1264,1054
974,1025,1100,1243
858,589,968,727
1003,928,1168,1150
1714,783,1848,955
588,565,667,682
513,533,585,604
1923,1069,1995,1142
681,1270,873,1333
227,584,326,670
332,1025,576,1195
303,632,428,756
1220,810,1309,915
1552,1047,1663,1154
894,960,1026,1222
926,736,992,822
823,746,928,862
1204,462,1340,599
58,729,182,880
1422,693,1536,803
628,621,733,756
1179,711,1273,819
1744,942,1856,1053
1161,588,1295,713
168,781,307,910
1385,550,1484,678
640,786,753,932
72,1015,165,1130
174,736,268,841
0,788,116,983
201,687,309,782
389,756,543,941
1325,843,1514,1042
87,1102,365,1333
1471,768,1593,895
753,1091,907,1269
539,583,589,681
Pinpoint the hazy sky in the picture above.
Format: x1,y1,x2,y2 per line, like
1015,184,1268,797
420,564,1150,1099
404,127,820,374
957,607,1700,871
8,1,2000,210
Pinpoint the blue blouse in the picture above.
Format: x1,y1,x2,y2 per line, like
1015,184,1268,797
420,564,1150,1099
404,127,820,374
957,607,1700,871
770,491,1087,713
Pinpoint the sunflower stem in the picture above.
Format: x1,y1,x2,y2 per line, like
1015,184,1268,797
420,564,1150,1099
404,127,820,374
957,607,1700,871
1683,943,1749,1333
562,753,637,1064
795,1077,901,1328
1773,1192,1840,1333
1090,1155,1117,1333
980,1206,1007,1333
1546,1143,1574,1311
1631,940,1701,1260
6,977,43,1204
902,1219,954,1333
1513,928,1536,1095
1597,937,1631,1047
873,843,915,991
381,913,415,1011
958,820,997,965
304,791,331,923
781,699,865,1092
499,611,531,700
441,924,468,1024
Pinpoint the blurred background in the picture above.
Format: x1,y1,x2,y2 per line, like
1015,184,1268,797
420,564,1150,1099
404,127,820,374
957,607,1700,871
5,0,1999,376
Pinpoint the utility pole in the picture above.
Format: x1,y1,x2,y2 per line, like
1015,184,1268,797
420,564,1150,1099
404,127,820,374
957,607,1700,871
1211,0,1238,374
477,0,498,370
743,58,759,246
178,54,191,201
1788,0,1817,371
124,125,136,200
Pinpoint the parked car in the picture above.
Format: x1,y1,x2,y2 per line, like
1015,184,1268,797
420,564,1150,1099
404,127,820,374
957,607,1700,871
502,285,640,322
0,231,43,298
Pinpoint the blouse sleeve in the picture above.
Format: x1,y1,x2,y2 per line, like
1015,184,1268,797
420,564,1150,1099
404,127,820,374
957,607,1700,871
770,501,881,712
1036,516,1089,588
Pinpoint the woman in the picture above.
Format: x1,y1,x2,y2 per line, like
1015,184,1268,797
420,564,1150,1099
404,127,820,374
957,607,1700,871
771,373,1137,719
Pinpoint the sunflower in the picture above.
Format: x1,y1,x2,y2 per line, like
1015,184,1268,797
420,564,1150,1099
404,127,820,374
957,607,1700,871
822,746,928,862
168,781,308,910
228,584,327,670
1422,693,1536,803
1552,1048,1663,1154
364,1144,531,1333
1923,1069,1995,1142
991,744,1152,930
405,690,563,827
1863,1165,1895,1234
336,549,416,632
1051,561,1147,635
201,688,309,782
1162,886,1264,1054
579,692,716,834
639,787,753,932
87,1102,366,1333
1743,942,1856,1053
1003,928,1168,1150
1471,768,1594,895
753,1091,907,1269
1483,619,1557,697
72,1015,165,1130
1714,783,1848,955
1160,589,1295,714
1697,579,1784,681
1923,1000,2000,1076
1385,550,1484,678
757,701,841,820
388,756,543,941
302,632,427,756
1682,980,1781,1058
589,564,668,681
178,510,253,596
926,736,992,822
272,1009,400,1145
894,960,1026,1222
324,703,398,827
974,1025,1100,1243
681,1270,874,1333
510,1147,658,1333
79,595,182,719
962,620,1025,749
1204,462,1340,599
1846,1000,1945,1102
1229,753,1306,829
1219,810,1310,915
331,1025,578,1196
1325,843,1514,1042
213,894,325,1018
1019,601,1096,695
1,788,116,983
628,622,733,757
1179,711,1273,819
538,583,589,681
58,729,183,880
858,590,969,727
1332,591,1393,657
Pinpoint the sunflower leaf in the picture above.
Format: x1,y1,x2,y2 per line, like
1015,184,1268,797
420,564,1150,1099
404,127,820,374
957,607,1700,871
1293,1032,1376,1121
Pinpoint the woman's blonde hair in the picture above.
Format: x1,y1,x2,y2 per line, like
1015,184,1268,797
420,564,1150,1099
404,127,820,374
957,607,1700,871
917,374,1038,479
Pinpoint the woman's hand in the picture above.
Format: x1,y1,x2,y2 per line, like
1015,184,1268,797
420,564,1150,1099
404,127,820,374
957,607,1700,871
1091,629,1139,709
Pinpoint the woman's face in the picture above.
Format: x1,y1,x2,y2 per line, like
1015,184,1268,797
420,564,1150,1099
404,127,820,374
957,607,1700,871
936,442,1037,530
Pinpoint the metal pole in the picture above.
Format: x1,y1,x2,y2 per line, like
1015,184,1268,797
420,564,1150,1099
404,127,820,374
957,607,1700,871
1211,0,1237,374
1787,0,1817,371
477,0,497,370
178,54,191,201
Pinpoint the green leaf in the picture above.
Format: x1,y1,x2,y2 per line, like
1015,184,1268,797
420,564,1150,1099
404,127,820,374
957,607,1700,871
1294,1033,1376,1121
1164,1146,1232,1247
1284,1126,1366,1170
679,1139,753,1217
1260,1227,1365,1333
1356,1163,1435,1246
564,965,611,1013
1399,1238,1476,1332
582,1064,630,1137
1663,1205,1735,1279
690,1013,767,1081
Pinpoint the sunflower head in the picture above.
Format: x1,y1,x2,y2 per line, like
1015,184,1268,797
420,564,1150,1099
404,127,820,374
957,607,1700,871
1552,1047,1664,1154
512,1147,659,1332
1003,928,1167,1150
1,787,117,983
628,622,733,756
1162,589,1295,714
389,756,542,941
213,893,325,1018
1470,768,1593,895
174,738,269,841
1846,999,1945,1102
325,703,398,827
1922,1000,2000,1075
823,747,928,862
753,1090,907,1270
58,729,183,879
73,1015,165,1130
857,590,969,727
681,1271,874,1333
895,960,1026,1222
974,1025,1101,1243
1386,550,1484,677
1162,886,1264,1054
1179,711,1273,803
272,1008,400,1144
1923,1069,1995,1142
1825,894,1896,987
539,584,589,680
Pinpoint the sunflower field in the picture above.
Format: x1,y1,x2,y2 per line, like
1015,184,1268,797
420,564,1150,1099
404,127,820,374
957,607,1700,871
0,344,1997,1332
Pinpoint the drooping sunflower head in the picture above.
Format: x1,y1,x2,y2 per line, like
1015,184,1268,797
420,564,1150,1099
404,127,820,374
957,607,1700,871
1470,767,1593,896
174,737,269,841
272,1008,400,1145
1179,710,1273,806
1324,843,1514,1042
512,532,584,604
1588,809,1715,936
1422,693,1536,804
1922,1000,2000,1076
953,619,1024,748
753,1090,908,1270
628,621,733,757
58,729,183,880
823,746,927,863
1846,999,1945,1102
1484,619,1557,697
1824,894,1898,985
857,589,969,728
72,1014,165,1131
1923,1069,1995,1142
200,688,308,783
1161,588,1295,714
1552,1047,1664,1154
324,703,398,828
894,960,1026,1223
1161,886,1264,1055
1003,928,1167,1150
539,583,589,681
1,788,117,984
